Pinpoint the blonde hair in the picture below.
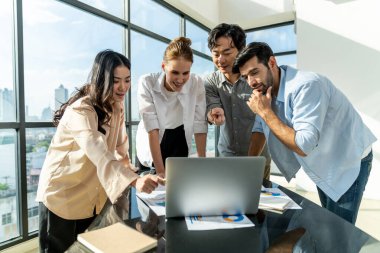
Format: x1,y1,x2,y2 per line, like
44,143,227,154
163,37,193,63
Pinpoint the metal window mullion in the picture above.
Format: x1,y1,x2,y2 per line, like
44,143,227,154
180,14,185,37
58,0,128,27
125,0,133,165
245,21,294,33
14,0,29,243
274,50,297,57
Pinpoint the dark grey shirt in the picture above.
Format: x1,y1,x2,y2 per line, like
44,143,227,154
204,70,257,156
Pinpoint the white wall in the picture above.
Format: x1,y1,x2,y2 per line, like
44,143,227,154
164,0,294,29
219,0,294,29
294,0,380,200
164,0,219,28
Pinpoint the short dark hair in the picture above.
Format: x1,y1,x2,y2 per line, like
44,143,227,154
232,42,274,73
208,23,246,51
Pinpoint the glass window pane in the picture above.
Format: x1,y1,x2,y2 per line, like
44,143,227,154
185,20,210,55
77,0,125,19
0,0,16,122
207,125,216,157
246,24,296,53
0,129,19,242
130,31,167,121
23,0,124,122
26,127,55,233
190,124,216,157
189,55,215,156
276,54,297,68
192,55,214,79
130,0,179,39
131,125,137,165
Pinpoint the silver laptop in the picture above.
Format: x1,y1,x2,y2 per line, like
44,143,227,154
165,157,266,218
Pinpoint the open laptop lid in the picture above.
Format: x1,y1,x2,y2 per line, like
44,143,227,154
165,157,266,218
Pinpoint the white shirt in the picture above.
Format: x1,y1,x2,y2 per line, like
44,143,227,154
162,88,183,129
136,72,208,167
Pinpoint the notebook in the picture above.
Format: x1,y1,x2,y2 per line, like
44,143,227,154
77,222,157,253
165,157,266,218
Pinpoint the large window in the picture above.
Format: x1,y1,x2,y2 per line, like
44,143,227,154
23,0,124,121
0,0,214,249
246,22,296,67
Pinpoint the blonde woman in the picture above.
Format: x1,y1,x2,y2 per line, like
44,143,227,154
136,37,207,177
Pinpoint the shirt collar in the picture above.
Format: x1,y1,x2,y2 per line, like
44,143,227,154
277,66,286,103
219,70,244,85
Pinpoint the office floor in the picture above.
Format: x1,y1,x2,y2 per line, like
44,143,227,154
2,176,380,253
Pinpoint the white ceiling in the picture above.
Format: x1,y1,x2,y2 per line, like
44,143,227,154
164,0,295,29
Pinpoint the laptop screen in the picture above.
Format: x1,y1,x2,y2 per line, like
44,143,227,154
165,157,266,218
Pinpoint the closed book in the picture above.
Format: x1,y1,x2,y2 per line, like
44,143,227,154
77,222,157,253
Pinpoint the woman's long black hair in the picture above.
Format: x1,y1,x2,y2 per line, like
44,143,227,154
53,49,131,134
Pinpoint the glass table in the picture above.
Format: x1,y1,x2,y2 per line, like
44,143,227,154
67,181,380,253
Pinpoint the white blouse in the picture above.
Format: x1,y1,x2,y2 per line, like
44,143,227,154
136,72,208,167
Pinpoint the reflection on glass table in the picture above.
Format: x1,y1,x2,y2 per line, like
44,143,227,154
68,182,380,253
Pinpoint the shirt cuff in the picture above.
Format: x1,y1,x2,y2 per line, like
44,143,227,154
142,113,160,132
294,122,319,155
194,120,208,133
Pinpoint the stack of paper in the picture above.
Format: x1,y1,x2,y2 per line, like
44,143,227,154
77,222,157,253
259,187,301,213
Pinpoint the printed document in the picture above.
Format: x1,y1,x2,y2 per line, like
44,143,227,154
185,214,254,231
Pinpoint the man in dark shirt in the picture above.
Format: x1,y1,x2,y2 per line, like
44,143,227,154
204,23,271,179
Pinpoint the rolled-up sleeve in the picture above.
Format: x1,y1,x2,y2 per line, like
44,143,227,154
194,76,208,134
137,75,160,132
252,116,264,133
204,75,222,112
291,82,329,155
68,107,138,204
